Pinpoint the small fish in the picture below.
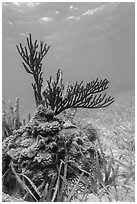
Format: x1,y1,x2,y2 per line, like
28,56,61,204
62,121,77,134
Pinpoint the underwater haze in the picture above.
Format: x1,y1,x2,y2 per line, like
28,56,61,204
2,2,135,119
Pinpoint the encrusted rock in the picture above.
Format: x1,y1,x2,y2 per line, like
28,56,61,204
2,105,102,199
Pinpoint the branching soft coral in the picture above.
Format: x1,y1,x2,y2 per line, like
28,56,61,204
42,69,114,115
17,34,114,114
16,33,50,106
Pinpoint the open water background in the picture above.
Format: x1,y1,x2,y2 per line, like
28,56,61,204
2,2,135,119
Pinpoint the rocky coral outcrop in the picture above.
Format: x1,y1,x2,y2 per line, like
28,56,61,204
2,105,102,200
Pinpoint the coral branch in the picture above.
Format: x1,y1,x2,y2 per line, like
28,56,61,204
17,34,114,114
16,33,50,106
42,69,114,115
